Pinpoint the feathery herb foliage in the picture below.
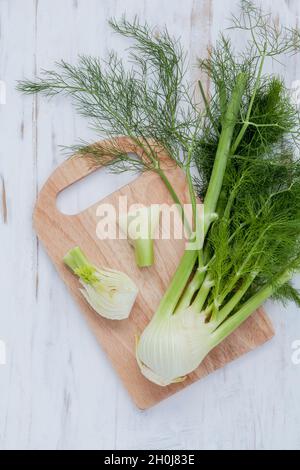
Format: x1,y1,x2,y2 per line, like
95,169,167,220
194,0,300,315
17,17,202,173
18,16,206,233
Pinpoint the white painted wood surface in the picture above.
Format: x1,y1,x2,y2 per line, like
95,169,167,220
0,0,300,450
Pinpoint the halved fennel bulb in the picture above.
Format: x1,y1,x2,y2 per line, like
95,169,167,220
136,307,215,386
119,205,160,268
63,246,138,320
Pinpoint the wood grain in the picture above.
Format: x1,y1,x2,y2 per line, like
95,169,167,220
33,137,274,409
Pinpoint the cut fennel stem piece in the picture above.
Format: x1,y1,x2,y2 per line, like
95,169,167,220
119,205,160,268
63,246,138,320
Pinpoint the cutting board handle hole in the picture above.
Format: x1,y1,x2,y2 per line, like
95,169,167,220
56,161,140,215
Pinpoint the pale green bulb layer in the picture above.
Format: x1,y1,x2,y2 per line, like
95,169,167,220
136,308,215,386
64,247,138,320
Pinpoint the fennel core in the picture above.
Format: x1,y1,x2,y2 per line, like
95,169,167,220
18,0,300,386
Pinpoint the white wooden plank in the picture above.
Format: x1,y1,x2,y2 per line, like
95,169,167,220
0,0,39,450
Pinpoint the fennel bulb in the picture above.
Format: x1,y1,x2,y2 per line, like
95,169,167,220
136,268,293,386
64,247,138,320
137,308,215,386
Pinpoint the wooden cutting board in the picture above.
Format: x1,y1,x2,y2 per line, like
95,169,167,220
34,137,275,409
